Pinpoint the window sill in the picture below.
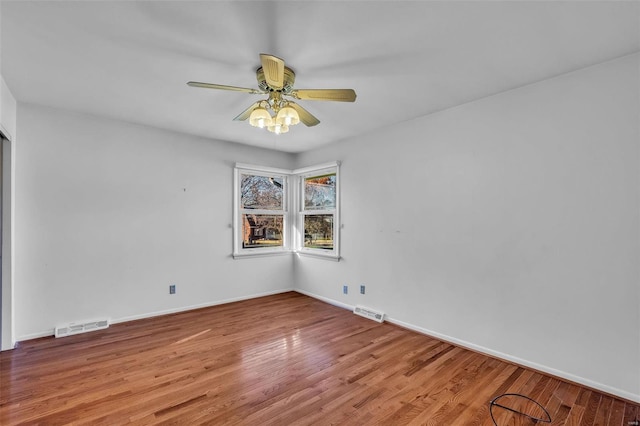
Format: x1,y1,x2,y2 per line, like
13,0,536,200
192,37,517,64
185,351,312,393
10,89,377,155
233,250,292,260
295,251,341,262
232,250,341,262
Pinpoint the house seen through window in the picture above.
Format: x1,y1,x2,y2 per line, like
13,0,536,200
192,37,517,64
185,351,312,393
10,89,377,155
240,173,286,249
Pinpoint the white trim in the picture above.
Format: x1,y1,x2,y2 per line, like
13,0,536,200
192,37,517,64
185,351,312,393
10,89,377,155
16,330,53,342
0,135,14,351
293,161,340,175
0,124,12,145
17,288,295,343
295,289,640,403
233,250,292,260
295,251,341,261
235,163,292,175
294,288,354,312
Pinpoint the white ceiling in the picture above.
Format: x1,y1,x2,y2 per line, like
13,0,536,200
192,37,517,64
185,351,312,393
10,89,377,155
1,1,639,153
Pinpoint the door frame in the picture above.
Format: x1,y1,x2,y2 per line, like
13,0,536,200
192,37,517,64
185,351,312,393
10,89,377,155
1,125,14,350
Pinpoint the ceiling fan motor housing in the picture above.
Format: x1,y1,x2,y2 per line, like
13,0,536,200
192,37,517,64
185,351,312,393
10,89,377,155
257,66,296,93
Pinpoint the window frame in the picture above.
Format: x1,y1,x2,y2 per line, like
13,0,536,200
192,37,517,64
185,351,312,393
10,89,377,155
233,162,340,260
294,163,340,260
233,164,291,259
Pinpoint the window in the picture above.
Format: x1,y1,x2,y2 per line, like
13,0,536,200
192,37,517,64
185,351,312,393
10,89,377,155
234,166,288,257
233,162,339,260
298,167,339,258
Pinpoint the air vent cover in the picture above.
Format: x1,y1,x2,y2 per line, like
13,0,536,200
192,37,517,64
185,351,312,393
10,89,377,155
55,318,109,338
353,305,384,323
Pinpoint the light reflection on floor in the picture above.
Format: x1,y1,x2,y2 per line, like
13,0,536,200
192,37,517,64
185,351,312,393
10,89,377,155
240,328,334,384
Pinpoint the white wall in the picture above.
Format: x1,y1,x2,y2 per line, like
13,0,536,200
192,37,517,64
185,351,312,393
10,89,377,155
295,54,640,401
15,103,295,340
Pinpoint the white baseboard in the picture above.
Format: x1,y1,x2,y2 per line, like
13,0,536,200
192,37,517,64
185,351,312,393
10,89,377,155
15,329,53,342
294,288,354,311
15,288,295,344
294,289,640,404
111,288,294,325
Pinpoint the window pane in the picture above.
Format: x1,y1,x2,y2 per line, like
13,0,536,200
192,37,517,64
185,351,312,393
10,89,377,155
241,174,283,210
242,214,284,248
304,214,334,250
304,174,336,210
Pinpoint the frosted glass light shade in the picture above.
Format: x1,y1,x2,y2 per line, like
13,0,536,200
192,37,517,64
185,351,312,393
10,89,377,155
267,122,289,134
276,106,300,126
249,108,273,128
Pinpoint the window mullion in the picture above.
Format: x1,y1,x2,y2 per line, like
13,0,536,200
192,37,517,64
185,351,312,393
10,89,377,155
241,209,285,215
301,209,333,215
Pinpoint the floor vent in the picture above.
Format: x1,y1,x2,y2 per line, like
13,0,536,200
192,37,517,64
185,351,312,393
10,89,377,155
353,305,384,323
55,318,109,338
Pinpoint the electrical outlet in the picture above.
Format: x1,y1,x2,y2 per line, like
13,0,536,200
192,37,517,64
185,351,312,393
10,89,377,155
360,285,365,294
169,284,176,294
343,285,348,294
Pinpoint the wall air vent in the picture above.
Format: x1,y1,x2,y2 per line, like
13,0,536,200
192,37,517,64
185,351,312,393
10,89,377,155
54,318,109,338
353,305,384,323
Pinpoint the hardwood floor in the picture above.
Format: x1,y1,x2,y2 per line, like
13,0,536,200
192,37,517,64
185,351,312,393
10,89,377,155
1,292,637,425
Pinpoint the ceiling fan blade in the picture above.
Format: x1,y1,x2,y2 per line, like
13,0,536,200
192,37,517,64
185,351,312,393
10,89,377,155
288,102,320,127
290,89,356,102
187,81,263,94
260,54,285,90
233,102,261,121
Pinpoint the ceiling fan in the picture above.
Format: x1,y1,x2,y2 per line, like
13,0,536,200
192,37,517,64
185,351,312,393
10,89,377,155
187,54,357,134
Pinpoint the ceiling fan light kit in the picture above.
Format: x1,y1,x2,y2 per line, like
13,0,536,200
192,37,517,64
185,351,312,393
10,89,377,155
188,54,356,135
247,97,299,134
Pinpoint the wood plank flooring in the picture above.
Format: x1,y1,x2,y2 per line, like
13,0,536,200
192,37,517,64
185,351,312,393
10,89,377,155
1,292,637,425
